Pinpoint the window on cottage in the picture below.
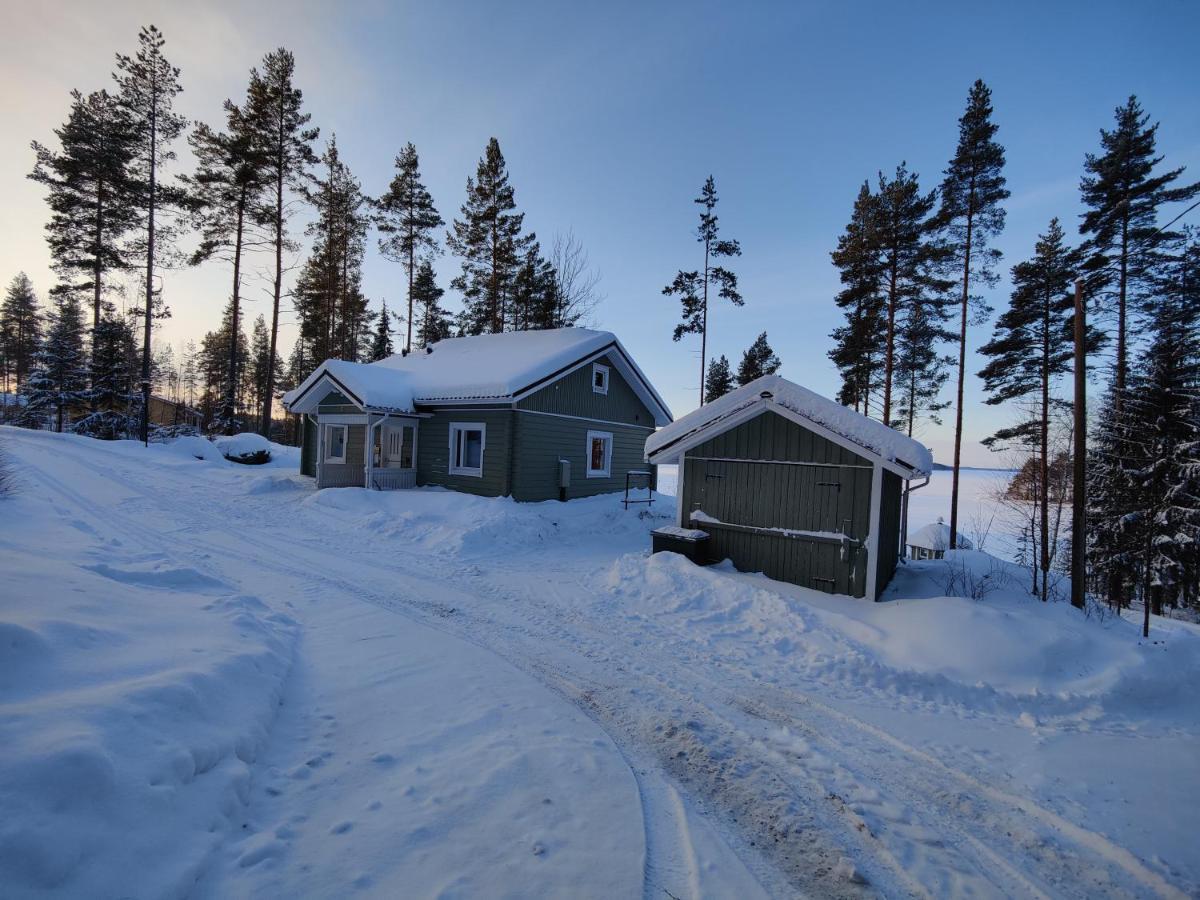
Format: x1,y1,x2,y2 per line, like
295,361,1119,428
324,425,347,463
449,423,485,477
592,363,610,395
586,430,612,477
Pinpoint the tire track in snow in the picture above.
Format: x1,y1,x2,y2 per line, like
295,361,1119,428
11,431,1192,898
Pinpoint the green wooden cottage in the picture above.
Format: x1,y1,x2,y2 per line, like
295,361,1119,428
281,328,672,502
645,375,933,601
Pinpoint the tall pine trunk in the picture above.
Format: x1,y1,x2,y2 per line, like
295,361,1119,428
140,83,157,446
224,189,246,434
1039,289,1051,602
261,98,286,439
949,208,974,549
882,260,898,425
1115,212,1129,415
700,237,710,405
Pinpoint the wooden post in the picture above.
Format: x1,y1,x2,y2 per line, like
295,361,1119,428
1071,279,1087,610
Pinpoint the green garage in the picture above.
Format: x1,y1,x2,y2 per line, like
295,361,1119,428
646,375,932,601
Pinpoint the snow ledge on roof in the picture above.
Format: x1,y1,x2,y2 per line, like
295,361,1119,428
646,374,933,475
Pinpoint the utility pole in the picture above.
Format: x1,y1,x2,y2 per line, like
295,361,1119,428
1071,278,1087,609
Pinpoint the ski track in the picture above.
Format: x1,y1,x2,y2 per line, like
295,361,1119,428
10,430,1193,899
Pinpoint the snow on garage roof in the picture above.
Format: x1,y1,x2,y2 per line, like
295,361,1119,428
645,374,933,475
283,328,672,424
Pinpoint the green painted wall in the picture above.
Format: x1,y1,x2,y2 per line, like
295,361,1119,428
680,409,878,597
510,412,653,501
318,423,366,488
516,353,656,427
317,389,359,415
876,470,902,597
416,407,513,497
300,416,317,477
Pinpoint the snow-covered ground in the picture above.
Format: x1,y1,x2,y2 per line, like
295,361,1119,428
2,428,1198,898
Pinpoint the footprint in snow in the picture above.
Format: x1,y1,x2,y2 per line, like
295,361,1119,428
330,820,354,835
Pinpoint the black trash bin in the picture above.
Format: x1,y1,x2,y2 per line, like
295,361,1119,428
651,526,711,566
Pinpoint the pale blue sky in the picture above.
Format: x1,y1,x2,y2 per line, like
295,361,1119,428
3,0,1197,464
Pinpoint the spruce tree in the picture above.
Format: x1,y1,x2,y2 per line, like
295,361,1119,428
248,314,280,432
0,274,42,393
412,261,452,347
376,143,443,352
891,299,953,435
245,48,318,438
75,304,138,439
115,25,189,443
21,290,88,433
294,137,370,363
939,80,1009,549
736,332,781,386
704,355,734,402
979,220,1099,599
511,241,558,331
29,89,138,340
874,163,947,425
179,339,199,407
198,297,250,431
1080,96,1200,413
664,176,742,405
829,182,886,414
447,138,531,335
185,90,269,434
368,301,395,361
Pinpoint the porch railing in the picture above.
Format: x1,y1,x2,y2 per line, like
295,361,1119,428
371,468,417,491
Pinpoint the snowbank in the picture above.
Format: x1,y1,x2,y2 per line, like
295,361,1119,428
0,490,297,899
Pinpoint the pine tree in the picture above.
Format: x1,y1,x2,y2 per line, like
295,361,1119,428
29,89,138,340
979,219,1099,600
511,241,558,331
891,298,953,435
939,80,1010,549
1088,233,1200,632
874,163,948,425
21,290,88,432
0,274,42,393
75,304,138,439
664,176,742,405
829,182,886,414
412,260,452,347
179,339,199,407
368,301,395,361
704,355,734,402
736,332,781,386
447,138,532,335
245,48,318,439
376,143,443,352
198,297,249,432
185,83,270,433
1080,96,1200,414
294,137,370,363
115,25,189,443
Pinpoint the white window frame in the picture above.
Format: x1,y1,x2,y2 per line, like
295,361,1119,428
586,429,613,478
592,363,610,395
449,422,486,478
324,424,348,464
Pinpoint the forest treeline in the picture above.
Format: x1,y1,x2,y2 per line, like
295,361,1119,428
3,27,1198,622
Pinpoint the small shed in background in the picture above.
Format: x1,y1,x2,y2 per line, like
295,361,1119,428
645,375,932,601
907,519,972,560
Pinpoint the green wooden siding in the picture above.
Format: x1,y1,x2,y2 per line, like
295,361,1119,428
517,353,656,427
317,389,360,415
510,411,654,502
416,408,513,497
875,470,902,597
680,409,879,597
300,416,317,477
318,423,366,488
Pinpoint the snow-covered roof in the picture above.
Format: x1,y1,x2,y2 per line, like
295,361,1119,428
908,521,972,551
645,374,933,475
282,328,672,424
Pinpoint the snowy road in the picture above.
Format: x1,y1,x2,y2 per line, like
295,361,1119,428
4,428,1197,899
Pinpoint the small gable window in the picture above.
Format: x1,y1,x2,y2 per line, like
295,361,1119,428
586,430,612,478
592,363,610,395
